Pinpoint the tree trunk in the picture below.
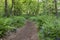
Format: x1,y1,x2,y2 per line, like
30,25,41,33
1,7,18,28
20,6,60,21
11,0,15,16
5,0,8,17
54,0,58,16
35,0,39,16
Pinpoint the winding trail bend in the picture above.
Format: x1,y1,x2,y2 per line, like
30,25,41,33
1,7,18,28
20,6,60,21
4,21,39,40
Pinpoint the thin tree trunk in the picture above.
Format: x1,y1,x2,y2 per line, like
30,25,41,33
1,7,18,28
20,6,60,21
35,0,39,15
5,0,8,17
54,0,58,16
11,0,15,16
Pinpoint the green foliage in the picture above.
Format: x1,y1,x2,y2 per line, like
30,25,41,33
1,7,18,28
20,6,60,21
0,0,60,39
10,16,26,28
29,16,38,22
0,16,26,37
37,15,60,40
0,18,11,37
29,15,60,40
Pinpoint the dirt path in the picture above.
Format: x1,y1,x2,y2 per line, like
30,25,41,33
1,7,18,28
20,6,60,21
2,21,38,40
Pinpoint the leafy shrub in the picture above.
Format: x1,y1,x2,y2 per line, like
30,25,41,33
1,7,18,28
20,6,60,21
10,16,26,28
29,16,38,22
28,15,60,40
37,15,60,40
0,16,26,37
0,18,12,37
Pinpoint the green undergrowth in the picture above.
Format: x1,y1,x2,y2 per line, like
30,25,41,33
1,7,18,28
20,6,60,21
29,15,60,40
0,16,26,37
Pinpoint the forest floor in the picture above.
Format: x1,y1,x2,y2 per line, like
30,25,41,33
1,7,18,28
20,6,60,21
0,20,39,40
